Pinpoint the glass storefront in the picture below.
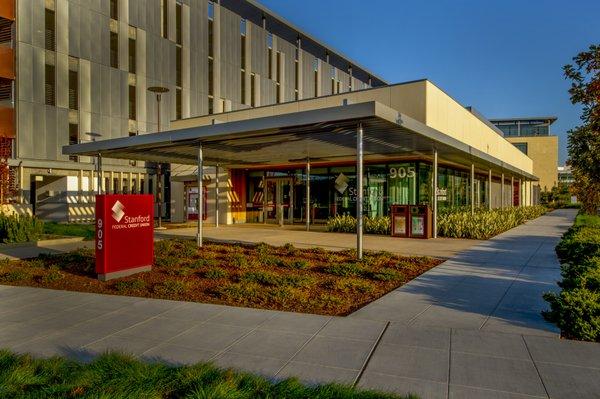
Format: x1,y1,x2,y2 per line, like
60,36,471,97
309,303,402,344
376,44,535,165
243,161,489,223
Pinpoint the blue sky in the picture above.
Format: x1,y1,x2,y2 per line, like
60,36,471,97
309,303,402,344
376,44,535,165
259,0,600,164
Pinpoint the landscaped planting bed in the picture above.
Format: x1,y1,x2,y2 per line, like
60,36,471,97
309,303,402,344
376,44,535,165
0,239,441,315
0,350,413,399
543,213,600,342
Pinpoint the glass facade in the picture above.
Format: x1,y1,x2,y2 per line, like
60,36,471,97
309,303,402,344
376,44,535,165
242,161,491,223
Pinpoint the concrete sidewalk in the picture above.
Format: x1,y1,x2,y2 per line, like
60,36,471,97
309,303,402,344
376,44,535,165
157,224,479,258
1,209,599,399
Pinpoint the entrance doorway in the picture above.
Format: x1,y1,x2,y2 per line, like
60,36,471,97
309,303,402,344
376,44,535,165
264,177,293,224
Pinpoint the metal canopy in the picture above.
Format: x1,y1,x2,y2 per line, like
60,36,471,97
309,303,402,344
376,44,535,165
62,101,537,181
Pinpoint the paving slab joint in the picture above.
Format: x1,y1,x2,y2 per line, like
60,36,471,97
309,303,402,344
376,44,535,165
353,321,390,387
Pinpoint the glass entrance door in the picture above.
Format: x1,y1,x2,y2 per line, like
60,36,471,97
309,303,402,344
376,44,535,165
265,178,293,224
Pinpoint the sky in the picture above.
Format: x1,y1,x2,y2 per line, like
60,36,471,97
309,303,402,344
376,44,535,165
258,0,600,164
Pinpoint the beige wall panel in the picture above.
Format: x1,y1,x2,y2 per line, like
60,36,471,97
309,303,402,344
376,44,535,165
507,136,558,191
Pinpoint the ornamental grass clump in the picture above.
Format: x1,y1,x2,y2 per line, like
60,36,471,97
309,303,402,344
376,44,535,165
437,205,547,239
326,214,391,235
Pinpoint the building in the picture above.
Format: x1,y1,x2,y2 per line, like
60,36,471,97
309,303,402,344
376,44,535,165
4,0,538,227
0,0,383,221
65,80,537,231
558,165,574,186
490,117,559,199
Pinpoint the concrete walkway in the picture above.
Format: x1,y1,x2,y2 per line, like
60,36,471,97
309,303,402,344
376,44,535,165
1,209,599,399
157,224,479,258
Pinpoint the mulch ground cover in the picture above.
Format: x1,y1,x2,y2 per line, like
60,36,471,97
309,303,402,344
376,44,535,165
0,239,442,315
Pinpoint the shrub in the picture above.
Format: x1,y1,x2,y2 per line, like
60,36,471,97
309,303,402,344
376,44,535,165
228,253,249,269
1,269,30,282
241,271,280,286
556,226,600,265
437,206,547,239
154,255,180,269
328,278,375,294
366,267,402,282
323,262,364,277
188,258,218,269
153,280,189,296
543,213,600,342
281,259,309,270
326,214,391,235
40,267,64,283
0,214,44,243
204,267,228,279
114,280,146,292
543,289,600,342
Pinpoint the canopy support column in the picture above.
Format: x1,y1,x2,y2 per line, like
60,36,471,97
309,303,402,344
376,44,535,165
96,153,103,195
306,158,310,231
501,172,505,209
215,163,220,228
511,176,514,207
488,169,492,210
196,144,203,248
470,163,475,214
433,149,438,238
356,123,364,260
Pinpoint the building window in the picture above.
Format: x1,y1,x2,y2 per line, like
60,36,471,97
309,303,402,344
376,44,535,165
110,31,119,68
208,2,214,20
240,18,246,36
69,123,79,161
45,64,55,106
176,46,182,87
294,60,299,92
208,58,213,95
276,51,281,83
241,35,246,68
267,33,273,80
250,73,255,107
513,142,528,155
110,0,118,20
68,69,78,110
241,70,245,104
208,96,214,114
128,85,136,120
45,8,56,51
176,2,182,45
161,0,168,38
313,58,319,98
176,88,182,119
128,37,136,74
208,18,214,58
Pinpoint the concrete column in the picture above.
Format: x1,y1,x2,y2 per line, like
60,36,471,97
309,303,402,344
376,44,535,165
511,176,514,207
196,144,203,247
470,163,475,214
501,172,505,209
137,173,142,193
96,155,103,195
305,159,310,231
488,169,492,210
78,169,83,202
215,163,220,227
356,123,364,260
433,150,438,238
262,172,267,224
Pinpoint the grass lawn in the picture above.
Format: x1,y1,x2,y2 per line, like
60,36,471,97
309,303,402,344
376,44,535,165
0,239,441,315
43,222,95,240
0,350,414,398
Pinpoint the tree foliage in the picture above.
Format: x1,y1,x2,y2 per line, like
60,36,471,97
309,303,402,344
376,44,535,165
564,44,600,214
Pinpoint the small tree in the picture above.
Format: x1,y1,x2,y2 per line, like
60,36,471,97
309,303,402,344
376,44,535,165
564,44,600,214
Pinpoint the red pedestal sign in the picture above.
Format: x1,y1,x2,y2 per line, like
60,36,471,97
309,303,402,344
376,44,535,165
95,194,154,281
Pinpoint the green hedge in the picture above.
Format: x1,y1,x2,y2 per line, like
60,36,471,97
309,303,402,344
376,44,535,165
0,213,44,243
437,205,547,239
543,214,600,342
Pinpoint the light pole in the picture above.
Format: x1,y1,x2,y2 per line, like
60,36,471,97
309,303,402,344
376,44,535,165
148,86,169,229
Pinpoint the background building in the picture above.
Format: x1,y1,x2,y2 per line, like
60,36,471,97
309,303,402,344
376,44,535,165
490,117,559,201
1,0,382,221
